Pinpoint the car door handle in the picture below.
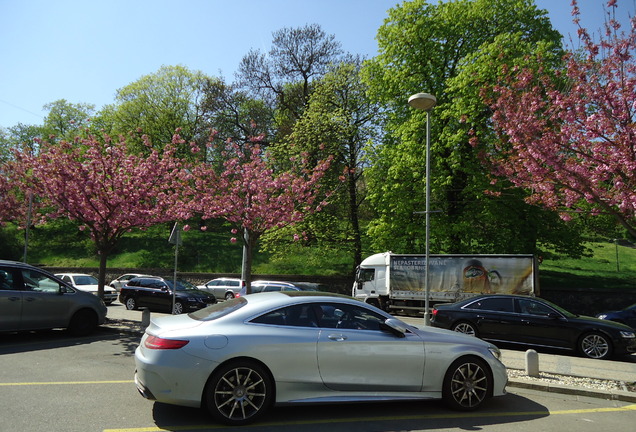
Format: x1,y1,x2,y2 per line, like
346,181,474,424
8,296,21,302
328,333,347,341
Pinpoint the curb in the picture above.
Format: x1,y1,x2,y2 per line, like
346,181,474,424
507,379,636,403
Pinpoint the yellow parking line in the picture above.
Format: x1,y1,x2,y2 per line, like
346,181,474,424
0,380,133,386
103,404,636,432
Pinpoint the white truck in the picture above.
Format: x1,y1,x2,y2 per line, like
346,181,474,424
352,252,539,313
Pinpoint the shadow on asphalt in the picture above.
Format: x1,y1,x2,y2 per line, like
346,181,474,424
0,326,141,356
148,393,548,432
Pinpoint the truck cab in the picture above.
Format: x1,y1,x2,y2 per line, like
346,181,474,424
353,252,390,309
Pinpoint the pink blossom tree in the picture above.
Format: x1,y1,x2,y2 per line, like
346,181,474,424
0,163,22,225
189,136,333,292
15,133,191,298
484,0,636,238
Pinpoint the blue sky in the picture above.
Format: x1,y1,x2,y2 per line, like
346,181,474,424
0,0,634,129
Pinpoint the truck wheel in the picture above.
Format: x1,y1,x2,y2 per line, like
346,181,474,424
452,321,478,337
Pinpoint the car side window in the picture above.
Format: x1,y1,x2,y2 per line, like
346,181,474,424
518,299,555,316
465,298,514,312
319,303,386,331
21,270,61,293
0,268,17,290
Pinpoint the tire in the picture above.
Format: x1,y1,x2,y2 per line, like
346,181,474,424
124,297,137,310
204,360,274,426
442,356,491,411
452,321,478,337
579,332,612,359
67,309,98,336
172,301,184,315
225,292,235,300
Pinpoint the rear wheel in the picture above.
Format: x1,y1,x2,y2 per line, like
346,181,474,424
124,297,137,310
451,321,478,337
579,332,612,359
442,356,491,411
204,360,274,426
225,292,235,300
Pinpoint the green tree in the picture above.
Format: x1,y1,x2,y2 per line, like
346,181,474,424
106,65,210,156
362,0,581,255
265,59,380,269
41,99,95,141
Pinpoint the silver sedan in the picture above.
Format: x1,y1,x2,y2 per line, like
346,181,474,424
134,292,507,425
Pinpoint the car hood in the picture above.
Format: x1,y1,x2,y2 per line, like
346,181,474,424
75,284,116,293
570,314,633,331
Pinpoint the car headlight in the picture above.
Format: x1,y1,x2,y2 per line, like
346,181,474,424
597,314,608,319
488,345,501,361
620,331,635,339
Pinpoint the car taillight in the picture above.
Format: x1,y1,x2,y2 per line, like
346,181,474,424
144,335,189,350
432,308,438,316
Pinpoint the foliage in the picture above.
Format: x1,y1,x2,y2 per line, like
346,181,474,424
361,0,575,255
486,0,636,238
265,59,379,268
103,65,210,157
13,133,190,297
186,137,334,289
237,23,343,136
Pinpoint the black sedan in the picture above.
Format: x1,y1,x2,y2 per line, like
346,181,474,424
119,277,216,314
431,294,636,360
596,303,636,329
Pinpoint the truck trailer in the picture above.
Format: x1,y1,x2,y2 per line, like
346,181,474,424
352,252,539,313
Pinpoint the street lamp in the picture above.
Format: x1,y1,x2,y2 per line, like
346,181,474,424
408,93,437,325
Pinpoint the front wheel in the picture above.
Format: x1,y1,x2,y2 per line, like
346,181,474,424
442,356,491,411
204,360,274,426
172,301,184,314
68,309,98,336
579,332,612,359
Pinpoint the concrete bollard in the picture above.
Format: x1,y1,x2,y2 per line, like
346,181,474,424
141,307,150,329
525,349,540,377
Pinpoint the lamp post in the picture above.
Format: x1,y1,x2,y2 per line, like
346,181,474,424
408,93,437,325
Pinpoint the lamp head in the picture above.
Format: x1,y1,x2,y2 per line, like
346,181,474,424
408,93,437,111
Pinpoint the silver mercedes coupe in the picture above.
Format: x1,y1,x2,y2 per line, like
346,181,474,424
134,291,507,425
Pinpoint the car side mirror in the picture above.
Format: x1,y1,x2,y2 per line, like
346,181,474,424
380,318,407,338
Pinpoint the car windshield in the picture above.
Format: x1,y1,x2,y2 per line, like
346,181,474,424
189,297,247,321
74,275,98,285
165,279,199,291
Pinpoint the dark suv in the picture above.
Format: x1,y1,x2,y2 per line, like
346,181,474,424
119,277,216,314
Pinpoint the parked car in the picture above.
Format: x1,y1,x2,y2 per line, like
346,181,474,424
197,277,242,300
109,273,154,291
431,294,636,360
1,260,107,335
119,277,216,314
55,273,118,305
236,280,300,297
596,303,636,329
134,291,507,425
